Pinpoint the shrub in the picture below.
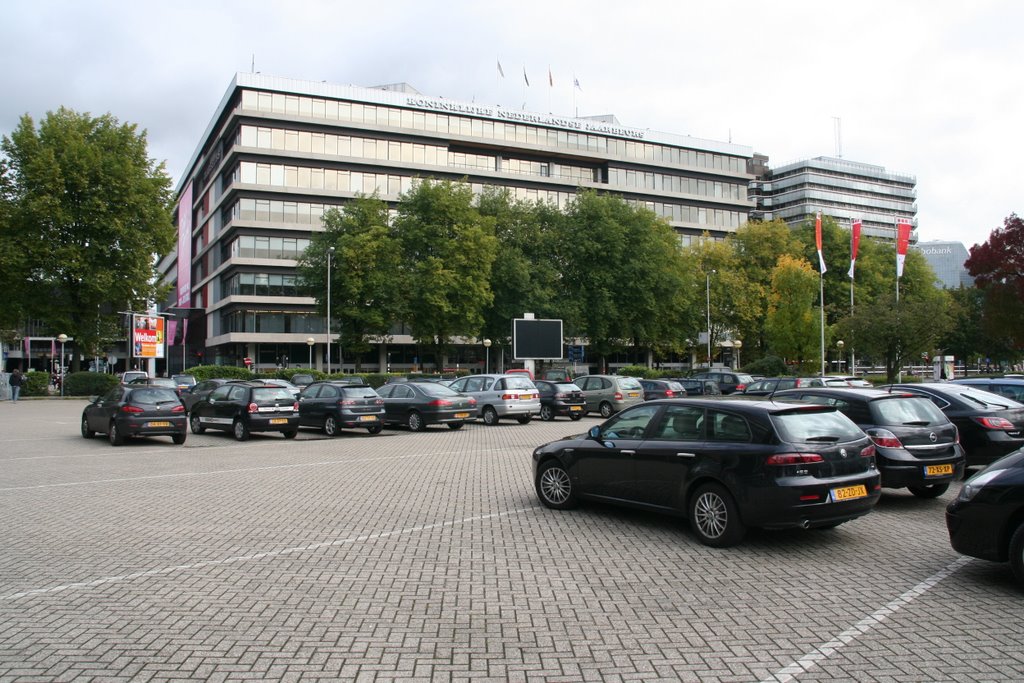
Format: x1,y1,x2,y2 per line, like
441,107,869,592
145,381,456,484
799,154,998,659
188,364,253,381
64,371,119,397
617,365,659,379
20,371,52,397
742,355,788,377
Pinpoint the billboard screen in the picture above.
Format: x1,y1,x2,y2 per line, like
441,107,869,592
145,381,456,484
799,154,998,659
132,314,166,359
513,318,563,360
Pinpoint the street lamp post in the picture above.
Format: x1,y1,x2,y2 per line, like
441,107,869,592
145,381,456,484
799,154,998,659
306,337,315,369
837,340,845,374
326,246,334,375
57,334,68,397
706,269,716,368
733,339,742,371
483,338,492,373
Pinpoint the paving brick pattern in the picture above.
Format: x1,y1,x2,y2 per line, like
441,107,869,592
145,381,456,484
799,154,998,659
1,399,1022,681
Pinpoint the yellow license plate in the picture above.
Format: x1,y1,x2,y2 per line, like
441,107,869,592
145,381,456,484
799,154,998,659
358,415,377,422
830,485,867,502
925,463,954,477
570,406,583,411
454,412,470,419
147,421,171,427
628,392,640,398
269,418,288,424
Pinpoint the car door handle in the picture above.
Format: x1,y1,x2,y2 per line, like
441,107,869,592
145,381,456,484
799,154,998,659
676,452,696,458
621,450,636,455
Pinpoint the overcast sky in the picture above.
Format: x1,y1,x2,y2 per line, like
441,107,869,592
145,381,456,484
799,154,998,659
2,0,1021,249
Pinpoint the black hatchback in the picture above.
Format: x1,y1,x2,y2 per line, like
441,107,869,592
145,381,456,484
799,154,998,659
775,387,966,497
298,381,384,435
886,383,1024,468
189,381,299,441
534,380,586,421
532,398,881,547
82,385,188,446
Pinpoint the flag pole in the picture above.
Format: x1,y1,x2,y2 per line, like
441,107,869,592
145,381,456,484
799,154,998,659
815,212,827,377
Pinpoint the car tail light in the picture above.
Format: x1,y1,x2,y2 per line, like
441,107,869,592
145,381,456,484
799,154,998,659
248,402,259,413
468,397,477,406
292,401,299,411
554,392,567,399
339,399,357,406
614,391,623,401
171,404,185,414
736,384,747,392
120,405,144,414
860,445,876,458
501,393,515,400
664,390,675,397
428,399,453,407
866,428,902,449
765,453,824,465
973,416,1015,430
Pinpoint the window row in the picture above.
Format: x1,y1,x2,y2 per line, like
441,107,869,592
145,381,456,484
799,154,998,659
229,234,311,260
228,197,342,225
225,272,301,297
629,200,743,229
221,310,324,334
239,89,748,175
236,124,599,184
609,168,745,201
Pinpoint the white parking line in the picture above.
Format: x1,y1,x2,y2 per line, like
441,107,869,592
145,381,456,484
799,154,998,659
761,556,973,682
0,507,534,602
0,447,513,491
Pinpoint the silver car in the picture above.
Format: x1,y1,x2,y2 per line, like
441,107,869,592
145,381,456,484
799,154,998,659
575,375,645,417
447,373,540,425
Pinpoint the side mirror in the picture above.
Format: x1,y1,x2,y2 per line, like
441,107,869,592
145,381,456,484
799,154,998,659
588,425,601,440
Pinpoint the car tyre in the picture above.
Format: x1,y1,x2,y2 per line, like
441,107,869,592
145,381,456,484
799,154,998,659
599,401,614,418
1010,522,1024,585
367,424,383,435
536,460,577,510
190,413,205,434
407,411,426,432
324,415,339,437
283,430,298,439
569,413,583,421
907,483,950,499
172,433,187,445
516,414,532,425
482,406,499,426
233,419,250,442
81,416,95,439
109,421,125,447
447,422,464,430
539,404,555,421
689,483,746,547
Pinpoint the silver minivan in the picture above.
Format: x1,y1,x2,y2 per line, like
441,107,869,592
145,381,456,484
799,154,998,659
447,373,540,425
574,375,645,417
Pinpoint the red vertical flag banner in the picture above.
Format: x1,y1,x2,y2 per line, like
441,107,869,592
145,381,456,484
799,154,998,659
815,212,827,274
896,218,912,278
848,218,862,279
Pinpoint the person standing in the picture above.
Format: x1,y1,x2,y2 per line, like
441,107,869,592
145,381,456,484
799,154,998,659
9,368,24,403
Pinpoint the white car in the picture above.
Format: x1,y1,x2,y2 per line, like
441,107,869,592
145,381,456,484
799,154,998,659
825,375,873,388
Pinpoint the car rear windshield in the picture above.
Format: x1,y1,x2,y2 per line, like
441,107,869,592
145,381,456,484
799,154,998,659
617,377,643,390
252,387,295,402
130,388,181,404
870,396,947,426
771,409,864,444
341,387,380,399
419,383,461,397
504,377,536,390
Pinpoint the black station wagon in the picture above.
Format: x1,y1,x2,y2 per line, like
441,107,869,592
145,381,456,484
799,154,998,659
532,398,881,547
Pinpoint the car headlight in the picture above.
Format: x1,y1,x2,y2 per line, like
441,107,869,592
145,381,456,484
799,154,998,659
957,468,1007,502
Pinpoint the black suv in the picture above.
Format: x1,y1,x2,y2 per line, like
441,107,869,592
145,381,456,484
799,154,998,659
298,381,385,435
189,381,299,441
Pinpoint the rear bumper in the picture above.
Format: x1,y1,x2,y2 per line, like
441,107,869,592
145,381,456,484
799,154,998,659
117,416,187,437
878,448,966,488
249,415,300,432
741,473,882,530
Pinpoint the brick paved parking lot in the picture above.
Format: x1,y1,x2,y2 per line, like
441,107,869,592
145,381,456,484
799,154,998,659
1,398,1023,682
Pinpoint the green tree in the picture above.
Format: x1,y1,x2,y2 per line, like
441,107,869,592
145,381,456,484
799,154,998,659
764,255,819,371
296,194,401,371
392,179,497,364
0,107,175,369
964,213,1024,362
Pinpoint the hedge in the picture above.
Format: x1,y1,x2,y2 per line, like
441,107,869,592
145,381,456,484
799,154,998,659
63,371,119,397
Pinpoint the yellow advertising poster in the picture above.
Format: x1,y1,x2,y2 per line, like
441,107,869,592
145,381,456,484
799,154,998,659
132,314,165,359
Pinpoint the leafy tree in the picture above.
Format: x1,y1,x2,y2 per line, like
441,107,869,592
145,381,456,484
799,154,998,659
764,255,819,371
296,194,401,371
391,179,497,363
965,213,1024,359
476,188,560,364
0,107,175,369
679,237,745,365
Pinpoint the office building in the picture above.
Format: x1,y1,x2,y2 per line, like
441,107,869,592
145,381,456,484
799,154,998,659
912,240,974,289
158,73,754,372
749,156,917,241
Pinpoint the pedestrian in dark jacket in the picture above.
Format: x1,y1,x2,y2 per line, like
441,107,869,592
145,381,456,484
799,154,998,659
9,368,24,402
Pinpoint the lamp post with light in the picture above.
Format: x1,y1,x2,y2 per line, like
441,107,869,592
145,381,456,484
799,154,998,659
705,269,716,367
326,246,334,374
483,338,492,373
837,340,845,374
733,339,742,371
57,334,68,397
307,337,315,369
